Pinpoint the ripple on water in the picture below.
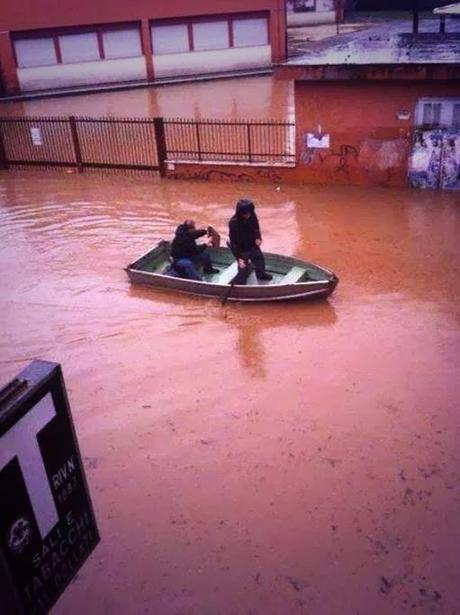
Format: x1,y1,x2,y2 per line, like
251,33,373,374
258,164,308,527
0,198,176,256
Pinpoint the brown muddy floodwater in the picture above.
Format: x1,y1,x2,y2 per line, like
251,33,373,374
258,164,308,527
0,76,293,121
1,170,460,615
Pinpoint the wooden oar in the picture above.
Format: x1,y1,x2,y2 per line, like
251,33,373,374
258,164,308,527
222,278,236,307
222,260,249,306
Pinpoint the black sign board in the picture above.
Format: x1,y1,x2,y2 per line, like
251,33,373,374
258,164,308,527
0,361,99,614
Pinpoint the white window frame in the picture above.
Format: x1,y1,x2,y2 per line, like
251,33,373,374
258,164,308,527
192,21,230,51
59,32,100,64
151,24,190,55
232,17,268,48
103,28,142,60
415,98,460,128
14,37,57,68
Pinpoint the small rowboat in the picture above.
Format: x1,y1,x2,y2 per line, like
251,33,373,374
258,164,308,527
125,241,338,302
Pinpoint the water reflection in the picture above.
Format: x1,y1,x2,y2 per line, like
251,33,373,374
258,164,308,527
0,76,293,120
128,285,337,380
226,301,337,379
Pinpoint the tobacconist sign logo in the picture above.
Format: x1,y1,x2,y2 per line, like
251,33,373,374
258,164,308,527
0,362,100,615
8,517,33,555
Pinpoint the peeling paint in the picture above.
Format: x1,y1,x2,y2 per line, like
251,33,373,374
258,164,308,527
408,129,459,190
441,133,460,190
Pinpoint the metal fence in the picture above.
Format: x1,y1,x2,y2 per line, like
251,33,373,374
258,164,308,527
0,115,296,174
0,116,161,172
164,118,295,165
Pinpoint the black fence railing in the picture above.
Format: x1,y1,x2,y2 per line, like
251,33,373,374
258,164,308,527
164,118,295,165
0,115,296,174
0,116,161,172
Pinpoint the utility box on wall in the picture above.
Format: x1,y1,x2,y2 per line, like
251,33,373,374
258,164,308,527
0,361,99,614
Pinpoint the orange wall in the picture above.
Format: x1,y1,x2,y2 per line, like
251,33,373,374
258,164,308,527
164,79,460,188
0,0,286,94
293,80,460,186
0,0,281,30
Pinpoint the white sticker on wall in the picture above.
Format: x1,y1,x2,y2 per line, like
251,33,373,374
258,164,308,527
307,133,330,149
30,127,43,146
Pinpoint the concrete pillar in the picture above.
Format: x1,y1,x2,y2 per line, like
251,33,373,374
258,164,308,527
140,20,154,81
0,31,20,95
270,0,287,63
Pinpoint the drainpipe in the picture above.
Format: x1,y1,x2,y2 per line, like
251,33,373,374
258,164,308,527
439,15,446,34
335,0,345,36
283,0,288,61
412,0,419,34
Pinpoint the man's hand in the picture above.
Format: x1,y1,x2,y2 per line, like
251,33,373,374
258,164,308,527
255,238,262,247
238,258,246,269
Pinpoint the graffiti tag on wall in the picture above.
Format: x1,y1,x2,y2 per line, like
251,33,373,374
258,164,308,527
321,145,359,174
300,131,359,175
167,166,283,184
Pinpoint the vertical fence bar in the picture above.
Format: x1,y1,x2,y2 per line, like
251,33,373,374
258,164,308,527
0,122,8,170
195,122,202,161
69,116,83,172
247,123,252,163
153,117,167,176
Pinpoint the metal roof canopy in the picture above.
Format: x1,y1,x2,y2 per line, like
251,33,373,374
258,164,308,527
434,3,460,14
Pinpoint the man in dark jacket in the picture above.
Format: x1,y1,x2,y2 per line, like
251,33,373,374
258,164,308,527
228,199,272,284
170,220,219,280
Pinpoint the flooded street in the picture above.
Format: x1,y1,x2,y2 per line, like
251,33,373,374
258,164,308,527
0,76,293,120
1,170,460,614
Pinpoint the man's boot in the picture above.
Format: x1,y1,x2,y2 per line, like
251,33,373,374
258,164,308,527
204,265,219,274
257,271,273,281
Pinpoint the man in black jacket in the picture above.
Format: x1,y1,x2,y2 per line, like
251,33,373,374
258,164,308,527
228,199,272,284
170,220,219,280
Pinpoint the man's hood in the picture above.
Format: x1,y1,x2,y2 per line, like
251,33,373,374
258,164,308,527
235,199,255,217
175,223,189,236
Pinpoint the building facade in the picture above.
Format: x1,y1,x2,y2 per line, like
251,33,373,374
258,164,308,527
287,0,338,26
164,64,460,190
288,67,460,188
0,0,287,95
270,31,460,189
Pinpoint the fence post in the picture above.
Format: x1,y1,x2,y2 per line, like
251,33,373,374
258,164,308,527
69,116,83,172
0,122,8,170
247,123,252,163
153,117,167,177
195,122,202,162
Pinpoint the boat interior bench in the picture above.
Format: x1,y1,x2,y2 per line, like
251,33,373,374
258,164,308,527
280,265,306,285
217,262,239,285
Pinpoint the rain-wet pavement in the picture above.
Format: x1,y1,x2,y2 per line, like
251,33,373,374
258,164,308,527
287,14,460,64
1,169,459,614
0,75,294,121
